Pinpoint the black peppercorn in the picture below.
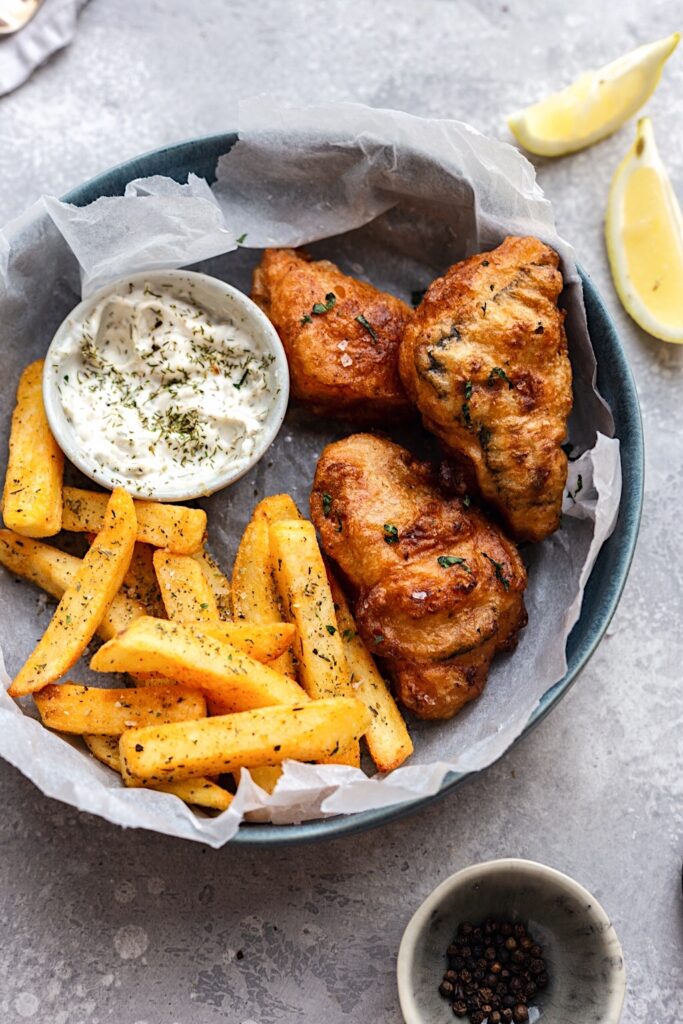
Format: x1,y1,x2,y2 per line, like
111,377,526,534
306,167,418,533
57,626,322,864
501,1010,513,1023
470,1012,485,1024
529,958,544,975
489,1013,502,1024
500,922,513,937
452,1001,468,1017
439,980,455,998
504,937,517,952
513,1005,529,1023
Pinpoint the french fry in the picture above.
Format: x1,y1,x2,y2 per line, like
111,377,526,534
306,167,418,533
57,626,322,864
153,550,220,623
90,616,306,713
83,734,232,811
328,573,413,772
270,518,358,766
2,360,63,538
123,543,166,618
130,623,294,678
234,765,282,795
120,697,372,784
231,495,301,678
201,621,295,663
10,489,137,697
62,486,206,555
34,682,206,735
0,530,145,640
191,546,232,620
255,493,302,525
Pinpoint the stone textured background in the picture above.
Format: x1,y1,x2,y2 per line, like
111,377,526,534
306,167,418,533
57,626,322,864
1,1,682,1022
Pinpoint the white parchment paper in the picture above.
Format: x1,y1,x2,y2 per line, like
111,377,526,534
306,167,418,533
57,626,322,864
0,101,622,846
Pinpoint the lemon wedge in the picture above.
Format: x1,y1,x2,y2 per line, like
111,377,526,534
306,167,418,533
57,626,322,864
508,33,679,157
606,118,683,343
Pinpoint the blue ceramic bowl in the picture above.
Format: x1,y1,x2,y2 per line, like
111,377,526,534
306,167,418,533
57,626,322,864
63,134,644,847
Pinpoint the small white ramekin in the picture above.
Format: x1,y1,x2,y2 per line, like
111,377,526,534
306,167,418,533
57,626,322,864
42,269,289,502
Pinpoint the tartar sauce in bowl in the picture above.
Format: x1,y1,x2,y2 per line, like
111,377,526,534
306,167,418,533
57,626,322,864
43,271,289,501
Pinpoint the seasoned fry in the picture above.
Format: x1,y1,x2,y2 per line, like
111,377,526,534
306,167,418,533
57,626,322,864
201,621,295,663
153,778,233,812
191,546,232,620
254,493,302,526
123,543,166,618
90,616,306,713
153,550,219,623
62,486,206,554
2,360,63,538
328,572,413,772
120,697,372,784
0,530,145,640
232,519,295,679
35,682,206,735
83,734,232,810
10,489,137,697
234,765,282,794
270,518,358,766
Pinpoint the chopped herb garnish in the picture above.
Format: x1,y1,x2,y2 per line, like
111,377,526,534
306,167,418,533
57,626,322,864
342,628,356,642
437,555,471,572
310,292,337,316
488,367,514,389
481,303,487,316
235,233,248,245
325,624,337,636
233,368,249,389
373,634,385,645
301,314,313,325
383,523,399,544
464,380,473,400
322,492,333,518
462,494,471,508
481,551,510,590
355,314,378,342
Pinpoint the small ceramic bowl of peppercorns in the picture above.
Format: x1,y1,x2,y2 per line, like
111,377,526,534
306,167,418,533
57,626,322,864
397,858,625,1024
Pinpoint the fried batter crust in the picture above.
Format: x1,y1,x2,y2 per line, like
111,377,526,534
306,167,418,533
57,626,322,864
311,434,527,720
399,236,572,542
252,248,411,420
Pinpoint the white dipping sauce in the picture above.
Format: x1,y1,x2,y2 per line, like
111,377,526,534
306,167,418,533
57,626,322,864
51,281,279,497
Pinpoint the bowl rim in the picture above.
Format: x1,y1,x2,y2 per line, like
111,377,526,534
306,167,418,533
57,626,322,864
41,267,290,503
396,857,626,1024
24,130,642,846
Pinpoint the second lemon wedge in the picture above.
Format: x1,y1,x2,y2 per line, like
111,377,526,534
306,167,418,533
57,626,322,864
606,118,683,344
508,33,679,157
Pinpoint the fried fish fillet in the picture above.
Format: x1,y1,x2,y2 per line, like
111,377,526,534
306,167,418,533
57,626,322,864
252,248,411,420
399,236,573,543
311,434,527,720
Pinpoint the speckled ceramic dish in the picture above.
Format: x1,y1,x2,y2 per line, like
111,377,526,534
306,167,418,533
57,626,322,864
397,859,626,1024
53,135,643,846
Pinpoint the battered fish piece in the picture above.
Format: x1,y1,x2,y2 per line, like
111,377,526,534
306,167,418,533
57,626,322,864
252,248,411,420
399,236,572,543
311,434,527,720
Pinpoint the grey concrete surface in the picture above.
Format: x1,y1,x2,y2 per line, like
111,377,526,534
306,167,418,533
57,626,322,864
1,1,682,1022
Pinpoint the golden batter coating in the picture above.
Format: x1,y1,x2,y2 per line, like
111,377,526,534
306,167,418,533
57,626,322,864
311,434,527,720
399,236,573,543
252,248,411,420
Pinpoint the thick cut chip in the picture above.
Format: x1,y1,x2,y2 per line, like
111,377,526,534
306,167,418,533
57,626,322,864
191,546,232,619
270,518,358,767
153,550,220,623
62,487,206,554
120,697,372,784
0,530,145,640
2,360,63,537
123,543,166,618
231,494,302,678
90,616,306,713
83,734,232,810
35,682,206,734
10,489,137,696
201,621,295,663
328,572,413,772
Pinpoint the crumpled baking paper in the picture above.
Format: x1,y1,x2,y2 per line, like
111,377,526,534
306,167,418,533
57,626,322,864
0,0,89,97
0,100,622,846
